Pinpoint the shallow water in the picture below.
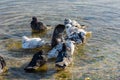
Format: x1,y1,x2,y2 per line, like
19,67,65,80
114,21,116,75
0,0,120,80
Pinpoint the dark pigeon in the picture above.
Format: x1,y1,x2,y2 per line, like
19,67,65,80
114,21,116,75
31,16,47,32
24,50,47,72
0,56,6,73
51,24,65,48
55,43,72,70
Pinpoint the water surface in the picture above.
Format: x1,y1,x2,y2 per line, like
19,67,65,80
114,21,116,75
0,0,120,80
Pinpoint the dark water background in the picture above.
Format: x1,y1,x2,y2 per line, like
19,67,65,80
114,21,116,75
0,0,120,80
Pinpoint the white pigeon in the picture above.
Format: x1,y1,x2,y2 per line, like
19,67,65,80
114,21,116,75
47,43,63,59
71,20,81,28
65,40,75,56
64,19,87,44
22,36,45,49
47,40,75,59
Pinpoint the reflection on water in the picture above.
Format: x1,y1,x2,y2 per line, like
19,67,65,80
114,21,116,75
0,0,120,80
54,69,73,80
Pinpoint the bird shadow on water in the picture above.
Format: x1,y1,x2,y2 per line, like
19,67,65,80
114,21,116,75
5,64,54,80
3,38,73,79
4,59,73,80
4,41,73,80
